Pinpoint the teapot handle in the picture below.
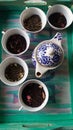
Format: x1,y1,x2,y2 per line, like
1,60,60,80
53,32,62,46
2,31,5,35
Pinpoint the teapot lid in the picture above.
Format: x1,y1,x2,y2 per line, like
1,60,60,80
36,42,64,67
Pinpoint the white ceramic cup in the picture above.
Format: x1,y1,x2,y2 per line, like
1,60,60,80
20,7,47,33
1,28,30,56
47,4,73,30
18,79,49,112
0,57,28,86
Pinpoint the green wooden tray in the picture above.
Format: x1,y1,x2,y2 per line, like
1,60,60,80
0,0,73,129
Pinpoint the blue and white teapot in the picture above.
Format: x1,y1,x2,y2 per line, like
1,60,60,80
32,32,64,78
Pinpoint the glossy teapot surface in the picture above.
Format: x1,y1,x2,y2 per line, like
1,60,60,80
32,32,64,78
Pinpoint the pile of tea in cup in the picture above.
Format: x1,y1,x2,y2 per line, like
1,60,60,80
0,57,28,86
23,14,42,31
2,28,30,56
47,4,73,30
20,7,47,33
19,79,49,112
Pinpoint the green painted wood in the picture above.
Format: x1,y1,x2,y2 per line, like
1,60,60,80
0,1,73,126
0,0,72,7
0,120,73,130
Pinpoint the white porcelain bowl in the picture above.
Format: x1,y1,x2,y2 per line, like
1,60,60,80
47,4,73,30
1,28,30,56
20,7,47,33
19,79,49,112
0,57,28,86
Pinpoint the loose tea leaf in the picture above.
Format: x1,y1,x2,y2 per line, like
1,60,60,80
5,63,24,81
6,34,26,54
48,12,67,28
22,83,46,107
23,14,42,31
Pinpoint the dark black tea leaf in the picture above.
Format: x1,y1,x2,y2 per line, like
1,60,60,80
22,83,46,107
6,34,26,54
48,12,67,28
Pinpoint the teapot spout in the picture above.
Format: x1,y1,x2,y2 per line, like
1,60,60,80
35,63,48,78
53,32,62,46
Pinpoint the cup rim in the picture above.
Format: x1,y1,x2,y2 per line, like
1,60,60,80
18,79,49,112
20,7,47,33
0,56,28,86
1,28,30,56
47,4,73,30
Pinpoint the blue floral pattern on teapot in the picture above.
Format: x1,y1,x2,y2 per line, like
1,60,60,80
36,42,63,67
32,32,64,78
